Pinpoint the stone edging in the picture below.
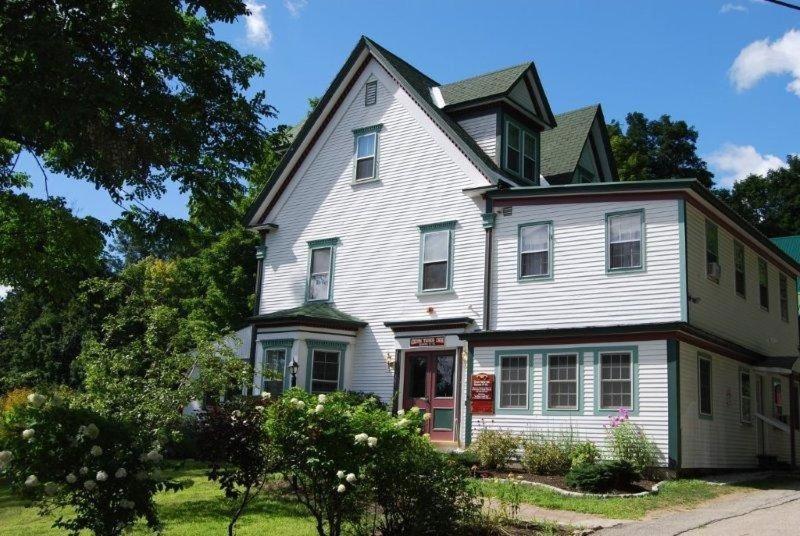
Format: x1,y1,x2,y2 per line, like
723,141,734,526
493,477,667,499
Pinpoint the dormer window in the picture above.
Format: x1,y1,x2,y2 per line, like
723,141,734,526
503,118,539,182
352,125,382,182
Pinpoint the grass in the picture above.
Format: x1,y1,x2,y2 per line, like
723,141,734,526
0,462,319,536
475,478,746,520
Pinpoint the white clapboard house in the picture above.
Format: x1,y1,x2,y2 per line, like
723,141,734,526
242,37,800,471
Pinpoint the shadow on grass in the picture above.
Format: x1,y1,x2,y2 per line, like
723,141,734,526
157,492,310,525
732,476,800,492
0,484,34,509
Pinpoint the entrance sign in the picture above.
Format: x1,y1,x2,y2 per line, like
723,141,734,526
471,373,494,414
410,336,445,347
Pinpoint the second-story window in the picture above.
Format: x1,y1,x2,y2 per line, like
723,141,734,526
307,238,339,302
780,273,789,322
519,222,551,279
734,241,746,298
504,119,538,182
705,220,720,282
758,258,769,310
418,222,455,292
606,211,644,272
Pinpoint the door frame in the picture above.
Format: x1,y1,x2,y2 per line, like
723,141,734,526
401,349,459,442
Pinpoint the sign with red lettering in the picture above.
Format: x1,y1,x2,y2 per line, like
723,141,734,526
470,373,494,414
409,336,445,347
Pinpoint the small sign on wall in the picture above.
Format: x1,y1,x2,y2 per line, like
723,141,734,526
471,373,494,414
409,336,445,347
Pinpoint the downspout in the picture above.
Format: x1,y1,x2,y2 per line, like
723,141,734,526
247,242,267,396
481,197,496,331
391,349,401,416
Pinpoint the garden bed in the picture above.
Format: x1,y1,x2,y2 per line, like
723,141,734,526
475,469,660,496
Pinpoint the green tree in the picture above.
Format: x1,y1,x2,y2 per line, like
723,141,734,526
608,112,714,187
716,156,800,237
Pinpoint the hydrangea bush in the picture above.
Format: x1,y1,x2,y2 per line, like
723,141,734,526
0,391,180,536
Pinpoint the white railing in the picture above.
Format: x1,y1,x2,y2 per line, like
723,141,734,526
754,412,790,433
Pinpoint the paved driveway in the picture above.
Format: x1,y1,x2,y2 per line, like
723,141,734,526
598,480,800,536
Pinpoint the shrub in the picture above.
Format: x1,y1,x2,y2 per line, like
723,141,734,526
1,387,33,414
468,430,519,470
520,434,599,475
446,449,481,470
0,390,179,536
605,409,659,476
565,460,639,493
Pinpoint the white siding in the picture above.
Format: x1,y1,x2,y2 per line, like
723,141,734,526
679,341,792,468
686,204,799,356
458,113,497,161
259,60,488,401
471,340,669,464
492,199,682,329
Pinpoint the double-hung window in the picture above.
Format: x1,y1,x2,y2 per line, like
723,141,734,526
521,131,537,181
353,125,382,182
698,355,712,417
419,222,454,292
307,238,338,302
599,352,633,410
499,355,528,409
546,353,579,410
779,273,789,322
758,258,769,310
504,119,538,182
505,122,521,175
773,379,786,423
734,241,746,298
740,369,752,424
311,349,340,393
263,348,287,397
607,211,644,271
519,222,551,279
705,220,720,282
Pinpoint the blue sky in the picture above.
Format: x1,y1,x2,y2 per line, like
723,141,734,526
14,0,800,223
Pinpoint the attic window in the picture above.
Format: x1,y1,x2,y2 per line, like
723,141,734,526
503,118,539,182
365,81,377,106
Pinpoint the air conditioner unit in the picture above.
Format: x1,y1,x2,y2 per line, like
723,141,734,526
707,262,721,280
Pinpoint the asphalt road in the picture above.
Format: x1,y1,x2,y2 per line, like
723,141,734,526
598,480,800,536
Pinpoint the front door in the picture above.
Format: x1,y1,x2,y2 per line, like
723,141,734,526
403,351,456,442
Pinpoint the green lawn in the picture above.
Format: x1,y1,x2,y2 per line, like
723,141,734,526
476,478,744,520
0,463,318,536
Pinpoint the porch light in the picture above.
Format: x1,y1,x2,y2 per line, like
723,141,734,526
385,352,396,373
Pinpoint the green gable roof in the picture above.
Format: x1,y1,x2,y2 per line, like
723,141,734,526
438,63,530,107
772,235,800,291
540,104,600,183
250,302,366,330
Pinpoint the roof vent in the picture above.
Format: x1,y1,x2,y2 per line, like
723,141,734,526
501,206,513,216
365,81,377,106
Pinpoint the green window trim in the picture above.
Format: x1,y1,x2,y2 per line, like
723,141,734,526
605,209,646,274
734,241,746,299
542,351,584,415
502,116,540,184
305,238,340,303
305,339,348,393
517,221,554,281
697,353,713,420
352,124,383,183
593,347,640,416
739,367,752,425
260,339,295,393
418,221,456,293
705,219,720,283
494,350,535,415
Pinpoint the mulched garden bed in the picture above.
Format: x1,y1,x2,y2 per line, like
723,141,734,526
475,468,659,495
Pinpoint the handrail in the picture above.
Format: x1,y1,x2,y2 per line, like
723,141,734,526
754,412,790,433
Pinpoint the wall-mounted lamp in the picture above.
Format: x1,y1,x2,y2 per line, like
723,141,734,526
385,351,396,373
289,361,299,387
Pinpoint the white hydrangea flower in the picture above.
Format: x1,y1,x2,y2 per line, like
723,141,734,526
254,405,265,413
21,428,35,440
44,482,58,496
346,473,356,483
336,470,345,479
0,450,12,467
115,468,127,479
83,480,97,491
354,433,368,444
397,409,405,416
409,406,420,414
145,450,163,462
90,445,103,457
66,473,77,484
24,474,38,487
85,423,99,439
422,413,431,421
79,466,88,475
261,391,271,400
317,394,327,403
27,393,46,408
367,437,378,448
395,418,409,428
289,398,299,404
96,471,108,482
315,404,324,414
296,400,305,408
422,433,430,440
336,484,346,493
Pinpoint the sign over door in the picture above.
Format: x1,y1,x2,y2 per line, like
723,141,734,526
410,336,446,347
471,373,494,414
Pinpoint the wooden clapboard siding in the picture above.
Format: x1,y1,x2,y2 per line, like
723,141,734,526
458,113,497,161
686,204,799,357
471,340,669,464
491,199,682,330
259,59,488,400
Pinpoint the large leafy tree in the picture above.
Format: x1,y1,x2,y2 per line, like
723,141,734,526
608,112,714,188
716,156,800,238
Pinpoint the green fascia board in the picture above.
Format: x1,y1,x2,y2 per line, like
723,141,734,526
487,178,800,274
666,339,681,469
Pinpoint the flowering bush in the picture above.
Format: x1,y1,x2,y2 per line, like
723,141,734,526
520,433,600,475
0,391,179,536
468,429,519,470
605,408,660,477
266,389,429,536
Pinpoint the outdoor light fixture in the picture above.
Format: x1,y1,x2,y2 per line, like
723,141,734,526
385,351,396,373
289,361,299,387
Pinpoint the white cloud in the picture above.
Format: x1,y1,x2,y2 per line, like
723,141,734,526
284,0,308,18
0,285,10,300
244,2,273,47
707,144,787,187
729,28,800,97
720,3,747,13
